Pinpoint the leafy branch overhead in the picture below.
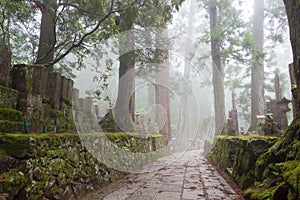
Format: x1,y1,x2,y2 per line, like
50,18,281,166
1,0,185,78
1,0,137,70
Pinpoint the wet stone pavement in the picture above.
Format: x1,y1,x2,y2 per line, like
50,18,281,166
83,150,244,200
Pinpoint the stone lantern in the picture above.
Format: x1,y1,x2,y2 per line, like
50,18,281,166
276,97,291,112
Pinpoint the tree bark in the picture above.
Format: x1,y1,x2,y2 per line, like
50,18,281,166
155,26,171,143
114,14,135,132
179,0,195,148
35,2,56,68
209,3,225,136
283,0,300,120
249,0,265,131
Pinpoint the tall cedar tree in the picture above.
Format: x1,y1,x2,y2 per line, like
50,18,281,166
249,0,265,131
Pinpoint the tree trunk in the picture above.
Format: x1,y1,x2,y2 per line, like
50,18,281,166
209,3,225,136
283,0,300,120
35,2,56,68
249,0,265,131
179,0,195,148
114,14,135,132
155,27,171,143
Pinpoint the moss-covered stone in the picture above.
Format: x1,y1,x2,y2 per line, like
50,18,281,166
0,132,167,199
0,108,22,121
244,182,285,200
277,161,300,193
0,171,28,200
0,120,23,133
207,135,278,189
0,85,19,109
211,120,300,199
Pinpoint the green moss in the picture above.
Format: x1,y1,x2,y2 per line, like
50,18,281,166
0,171,28,199
0,120,23,133
216,135,279,141
277,161,300,192
0,108,22,121
0,133,80,158
245,183,282,200
0,133,31,158
0,132,167,199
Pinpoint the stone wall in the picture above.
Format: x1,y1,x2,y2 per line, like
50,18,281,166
0,132,167,200
207,135,300,199
207,136,278,189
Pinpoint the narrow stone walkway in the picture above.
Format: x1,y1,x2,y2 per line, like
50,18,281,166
83,150,244,200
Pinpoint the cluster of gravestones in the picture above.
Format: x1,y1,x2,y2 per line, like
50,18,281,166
72,89,104,133
0,45,163,134
226,74,291,136
0,46,99,132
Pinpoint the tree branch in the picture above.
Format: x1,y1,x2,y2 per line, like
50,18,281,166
51,0,137,65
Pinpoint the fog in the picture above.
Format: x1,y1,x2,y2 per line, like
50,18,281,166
74,0,292,150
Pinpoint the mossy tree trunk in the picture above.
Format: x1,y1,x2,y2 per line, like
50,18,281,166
283,0,300,121
283,0,300,142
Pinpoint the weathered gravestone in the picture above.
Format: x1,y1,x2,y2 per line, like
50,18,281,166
84,97,93,114
47,72,62,109
0,45,12,87
72,88,80,109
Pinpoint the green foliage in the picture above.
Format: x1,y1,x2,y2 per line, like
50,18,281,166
88,0,186,100
265,0,288,44
197,0,290,126
0,0,38,63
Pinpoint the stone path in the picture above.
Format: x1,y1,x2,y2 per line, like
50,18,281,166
82,150,244,200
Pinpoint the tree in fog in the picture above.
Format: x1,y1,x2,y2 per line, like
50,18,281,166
199,0,251,135
249,0,265,131
101,0,185,134
208,0,225,135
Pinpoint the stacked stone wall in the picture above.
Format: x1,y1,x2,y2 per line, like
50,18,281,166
9,64,76,133
207,136,278,189
0,133,167,200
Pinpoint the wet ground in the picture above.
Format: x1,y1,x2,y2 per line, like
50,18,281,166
82,150,244,200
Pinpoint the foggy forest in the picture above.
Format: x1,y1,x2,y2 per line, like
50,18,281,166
0,0,299,199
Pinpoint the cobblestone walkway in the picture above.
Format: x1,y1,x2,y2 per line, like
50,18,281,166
83,150,244,200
